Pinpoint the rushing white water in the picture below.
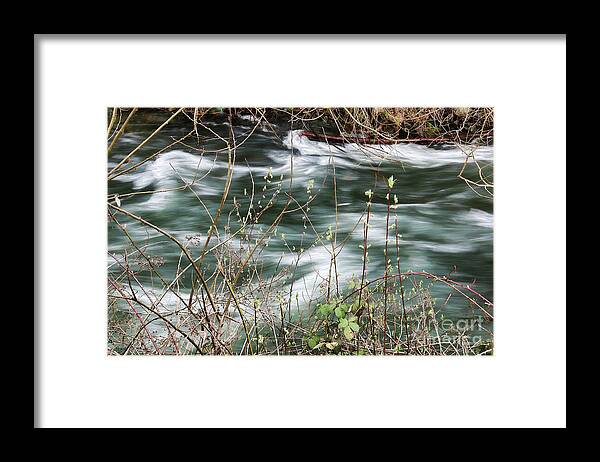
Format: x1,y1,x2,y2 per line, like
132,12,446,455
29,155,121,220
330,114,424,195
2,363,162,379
108,125,493,329
282,129,494,168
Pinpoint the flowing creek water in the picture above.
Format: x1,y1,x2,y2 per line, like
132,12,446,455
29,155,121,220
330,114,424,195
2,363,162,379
108,112,494,346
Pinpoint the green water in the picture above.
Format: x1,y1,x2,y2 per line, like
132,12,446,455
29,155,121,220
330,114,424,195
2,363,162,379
108,111,493,339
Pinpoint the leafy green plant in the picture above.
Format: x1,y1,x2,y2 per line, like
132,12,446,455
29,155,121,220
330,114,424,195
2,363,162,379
338,314,360,340
311,300,362,348
317,302,334,318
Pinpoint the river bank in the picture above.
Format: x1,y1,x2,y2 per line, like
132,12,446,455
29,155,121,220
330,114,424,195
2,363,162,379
109,107,494,146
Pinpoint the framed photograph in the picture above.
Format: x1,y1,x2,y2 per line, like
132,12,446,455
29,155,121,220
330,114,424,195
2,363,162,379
35,35,566,428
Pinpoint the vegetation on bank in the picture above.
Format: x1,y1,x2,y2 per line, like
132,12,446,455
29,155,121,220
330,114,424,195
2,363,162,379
110,107,493,145
107,107,494,355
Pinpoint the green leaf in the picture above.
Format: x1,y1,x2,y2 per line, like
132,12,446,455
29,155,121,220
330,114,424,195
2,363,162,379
338,318,349,329
325,342,338,350
318,304,333,317
308,336,320,349
349,322,360,332
387,175,396,189
335,306,346,319
343,326,354,340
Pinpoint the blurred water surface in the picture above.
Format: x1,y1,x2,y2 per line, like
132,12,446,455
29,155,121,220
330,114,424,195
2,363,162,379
108,112,493,332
